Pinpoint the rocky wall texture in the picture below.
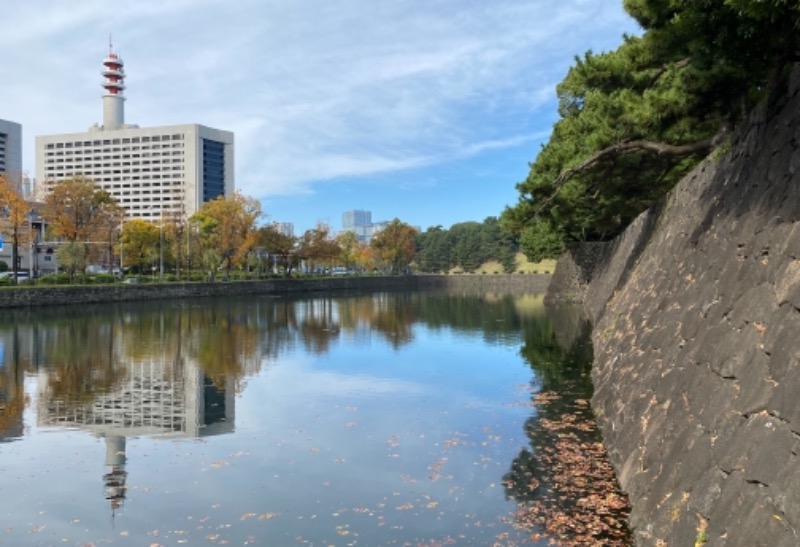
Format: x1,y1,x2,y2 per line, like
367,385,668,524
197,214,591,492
588,65,800,546
543,242,611,310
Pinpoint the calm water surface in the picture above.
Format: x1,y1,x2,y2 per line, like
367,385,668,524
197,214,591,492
0,291,628,546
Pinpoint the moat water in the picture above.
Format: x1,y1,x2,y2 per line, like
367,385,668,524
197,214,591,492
0,290,630,546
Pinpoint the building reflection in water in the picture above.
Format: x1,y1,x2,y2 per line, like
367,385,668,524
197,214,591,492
36,357,235,515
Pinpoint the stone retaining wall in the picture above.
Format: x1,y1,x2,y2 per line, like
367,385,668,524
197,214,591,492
0,274,550,309
576,65,800,546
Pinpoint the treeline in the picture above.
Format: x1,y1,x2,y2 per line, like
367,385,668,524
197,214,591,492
416,217,518,273
501,0,800,262
2,170,531,282
0,175,423,282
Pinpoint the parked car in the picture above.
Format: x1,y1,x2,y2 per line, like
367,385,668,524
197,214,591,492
0,271,30,279
86,264,122,275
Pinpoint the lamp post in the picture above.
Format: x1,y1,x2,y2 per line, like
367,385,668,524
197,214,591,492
119,218,124,277
159,207,164,281
29,215,34,280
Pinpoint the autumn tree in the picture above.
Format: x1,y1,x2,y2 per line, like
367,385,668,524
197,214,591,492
337,231,360,272
371,219,417,275
162,209,188,279
257,225,299,277
296,224,339,274
190,193,262,280
0,174,32,279
42,177,115,242
93,200,125,272
120,219,160,274
355,244,378,273
56,242,88,280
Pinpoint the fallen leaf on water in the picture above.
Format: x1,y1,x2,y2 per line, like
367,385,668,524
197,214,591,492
259,513,278,520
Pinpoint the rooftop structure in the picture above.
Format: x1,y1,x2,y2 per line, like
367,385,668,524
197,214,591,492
35,43,234,220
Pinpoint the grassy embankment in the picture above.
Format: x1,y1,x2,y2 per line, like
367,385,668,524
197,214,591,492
449,253,556,275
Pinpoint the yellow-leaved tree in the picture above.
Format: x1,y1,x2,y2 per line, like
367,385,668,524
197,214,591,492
41,177,121,279
371,219,417,275
191,193,262,280
0,174,33,280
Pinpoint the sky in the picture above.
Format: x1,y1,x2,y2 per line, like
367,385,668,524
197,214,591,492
0,0,639,235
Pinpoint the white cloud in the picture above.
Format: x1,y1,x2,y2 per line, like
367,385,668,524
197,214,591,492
0,0,636,204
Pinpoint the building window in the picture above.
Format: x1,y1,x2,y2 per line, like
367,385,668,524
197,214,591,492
202,139,226,202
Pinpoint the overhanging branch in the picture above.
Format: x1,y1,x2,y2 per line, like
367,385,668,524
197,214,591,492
534,136,716,215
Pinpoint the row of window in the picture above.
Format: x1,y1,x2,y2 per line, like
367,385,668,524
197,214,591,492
46,161,184,168
104,182,184,190
46,143,184,156
45,134,185,148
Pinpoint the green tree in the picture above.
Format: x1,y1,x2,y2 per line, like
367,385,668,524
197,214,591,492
416,226,451,273
371,219,417,275
449,222,485,272
121,219,159,274
56,241,88,281
503,1,800,260
480,217,517,273
519,218,565,264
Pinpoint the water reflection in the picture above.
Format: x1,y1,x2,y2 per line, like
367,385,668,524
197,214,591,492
504,306,632,545
0,291,629,545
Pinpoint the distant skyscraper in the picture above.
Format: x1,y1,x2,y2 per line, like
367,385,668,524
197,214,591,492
0,118,22,178
342,209,372,243
35,43,234,221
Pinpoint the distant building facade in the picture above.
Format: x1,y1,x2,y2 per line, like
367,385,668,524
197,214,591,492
342,209,373,243
0,118,22,177
272,221,294,237
34,45,234,221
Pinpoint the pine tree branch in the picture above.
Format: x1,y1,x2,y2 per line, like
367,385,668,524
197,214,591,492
533,137,716,215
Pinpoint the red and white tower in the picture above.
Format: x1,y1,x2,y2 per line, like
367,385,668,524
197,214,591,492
101,40,126,129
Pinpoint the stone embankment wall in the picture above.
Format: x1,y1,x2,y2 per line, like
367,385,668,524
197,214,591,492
553,65,800,545
0,274,550,309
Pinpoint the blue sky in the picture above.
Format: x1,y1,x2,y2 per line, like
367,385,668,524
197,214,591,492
0,1,638,235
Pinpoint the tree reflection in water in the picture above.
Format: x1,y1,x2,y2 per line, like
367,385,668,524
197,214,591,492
504,305,632,546
0,290,632,544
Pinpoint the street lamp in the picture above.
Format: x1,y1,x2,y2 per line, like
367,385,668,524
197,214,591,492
119,217,124,277
159,207,164,281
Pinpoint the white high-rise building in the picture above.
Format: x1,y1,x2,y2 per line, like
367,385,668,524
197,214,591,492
0,118,22,177
35,45,234,221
